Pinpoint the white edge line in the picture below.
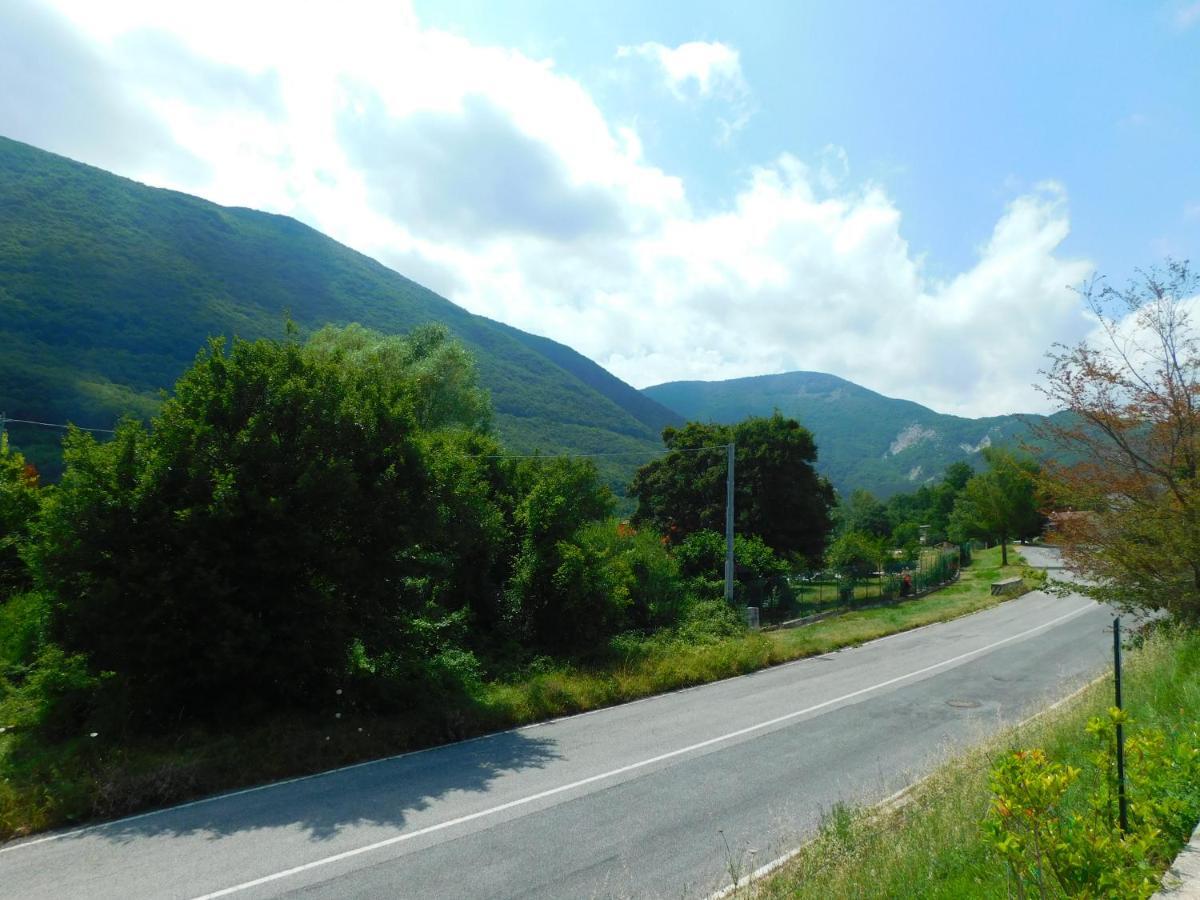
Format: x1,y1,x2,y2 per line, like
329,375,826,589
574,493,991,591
0,584,1061,855
703,660,1110,899
184,601,1097,900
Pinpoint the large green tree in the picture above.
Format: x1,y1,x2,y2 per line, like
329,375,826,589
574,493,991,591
949,447,1041,565
31,326,497,724
630,413,834,565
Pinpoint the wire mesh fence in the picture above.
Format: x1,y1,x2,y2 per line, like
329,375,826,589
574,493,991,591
747,544,968,626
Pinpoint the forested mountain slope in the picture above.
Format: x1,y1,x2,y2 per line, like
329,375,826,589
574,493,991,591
0,135,680,483
644,371,1055,497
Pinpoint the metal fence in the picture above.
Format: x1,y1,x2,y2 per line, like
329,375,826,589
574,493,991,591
750,544,966,626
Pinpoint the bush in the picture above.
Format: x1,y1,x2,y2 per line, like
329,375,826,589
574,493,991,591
0,592,48,676
505,458,617,654
675,529,794,617
0,645,109,745
986,708,1200,898
675,599,746,644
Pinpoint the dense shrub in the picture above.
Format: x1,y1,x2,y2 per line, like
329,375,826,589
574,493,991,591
675,528,793,613
29,329,493,727
987,708,1200,898
505,458,617,654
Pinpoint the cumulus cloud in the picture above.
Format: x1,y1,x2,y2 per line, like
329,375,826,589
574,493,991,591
617,40,746,100
616,39,753,139
15,0,1094,417
338,91,626,243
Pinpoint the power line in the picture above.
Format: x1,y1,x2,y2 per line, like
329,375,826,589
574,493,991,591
0,414,116,434
470,443,731,461
0,414,730,460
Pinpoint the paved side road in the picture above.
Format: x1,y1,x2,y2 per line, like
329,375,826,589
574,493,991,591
3,571,1114,899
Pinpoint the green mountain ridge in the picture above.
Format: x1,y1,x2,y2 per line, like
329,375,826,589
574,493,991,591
0,133,1061,500
643,371,1054,497
0,134,681,484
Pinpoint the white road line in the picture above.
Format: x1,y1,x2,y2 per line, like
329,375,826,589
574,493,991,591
190,601,1097,900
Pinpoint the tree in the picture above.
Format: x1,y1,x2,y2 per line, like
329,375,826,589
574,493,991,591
1037,261,1200,620
949,447,1041,565
836,489,890,538
0,432,40,598
826,530,887,576
30,326,495,725
630,413,835,564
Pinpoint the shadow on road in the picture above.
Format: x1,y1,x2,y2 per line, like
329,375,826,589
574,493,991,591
74,728,561,846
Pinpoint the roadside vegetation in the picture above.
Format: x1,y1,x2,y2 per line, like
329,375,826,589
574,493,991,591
749,625,1200,899
0,322,1045,841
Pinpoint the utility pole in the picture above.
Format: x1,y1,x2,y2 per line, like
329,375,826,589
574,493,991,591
724,441,735,604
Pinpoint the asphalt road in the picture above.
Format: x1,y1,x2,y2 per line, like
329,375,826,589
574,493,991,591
2,551,1117,899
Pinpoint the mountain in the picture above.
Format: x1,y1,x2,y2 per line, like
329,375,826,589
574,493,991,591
0,135,681,486
644,371,1052,497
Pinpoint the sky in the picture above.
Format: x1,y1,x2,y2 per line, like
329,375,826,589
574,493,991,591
1,0,1197,417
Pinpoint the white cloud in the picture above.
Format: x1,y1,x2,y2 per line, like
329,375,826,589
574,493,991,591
616,39,753,140
14,0,1095,418
617,40,746,100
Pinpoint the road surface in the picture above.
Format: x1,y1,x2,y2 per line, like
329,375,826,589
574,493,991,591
2,551,1115,899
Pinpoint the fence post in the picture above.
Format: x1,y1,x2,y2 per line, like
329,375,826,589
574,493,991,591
1113,616,1129,833
724,442,735,605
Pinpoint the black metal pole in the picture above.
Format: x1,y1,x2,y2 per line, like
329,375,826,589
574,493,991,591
1113,616,1129,833
724,442,735,605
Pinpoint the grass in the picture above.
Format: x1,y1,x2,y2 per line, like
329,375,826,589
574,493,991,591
744,625,1200,899
0,545,1037,841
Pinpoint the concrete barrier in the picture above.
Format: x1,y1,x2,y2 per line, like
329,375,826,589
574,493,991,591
990,576,1024,597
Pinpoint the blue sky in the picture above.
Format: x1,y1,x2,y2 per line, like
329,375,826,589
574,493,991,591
417,0,1199,281
2,1,1197,415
